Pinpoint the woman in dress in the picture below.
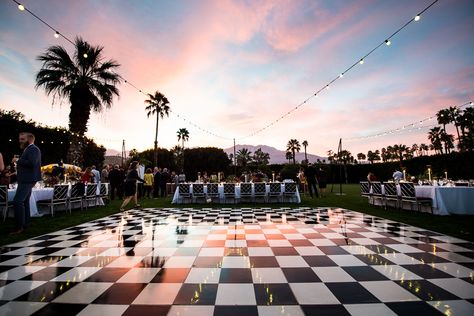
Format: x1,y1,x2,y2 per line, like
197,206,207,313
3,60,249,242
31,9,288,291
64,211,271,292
120,161,145,211
80,167,93,183
143,168,153,198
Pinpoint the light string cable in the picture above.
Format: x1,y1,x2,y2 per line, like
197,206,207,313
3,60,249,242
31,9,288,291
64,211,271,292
344,100,473,141
237,0,440,141
10,0,233,141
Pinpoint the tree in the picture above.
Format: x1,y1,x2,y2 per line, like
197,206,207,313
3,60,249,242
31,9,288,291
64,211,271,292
357,153,366,161
285,151,293,164
302,140,308,163
252,148,270,166
418,143,429,156
367,150,381,164
458,106,474,151
145,91,170,167
35,37,121,164
439,130,454,154
177,128,190,149
286,139,301,165
437,108,452,154
428,127,444,154
236,148,252,167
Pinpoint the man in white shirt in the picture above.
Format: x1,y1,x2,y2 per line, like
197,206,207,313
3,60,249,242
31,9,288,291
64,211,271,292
393,169,403,182
91,165,101,184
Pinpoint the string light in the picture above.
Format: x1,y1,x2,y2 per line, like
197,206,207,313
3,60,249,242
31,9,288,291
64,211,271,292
345,100,473,141
54,31,59,38
414,15,421,22
9,0,441,142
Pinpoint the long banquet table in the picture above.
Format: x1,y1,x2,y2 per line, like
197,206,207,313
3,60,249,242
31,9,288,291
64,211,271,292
7,184,106,217
371,184,474,216
172,182,301,204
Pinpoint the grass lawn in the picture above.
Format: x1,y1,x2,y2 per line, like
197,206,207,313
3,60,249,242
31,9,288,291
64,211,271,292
1,184,473,246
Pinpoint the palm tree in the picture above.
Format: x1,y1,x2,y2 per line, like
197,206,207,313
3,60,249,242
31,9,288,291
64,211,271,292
285,151,293,164
446,106,462,146
437,109,452,153
439,130,455,154
286,139,301,165
145,91,170,167
419,143,429,156
302,140,308,163
428,127,444,154
177,128,190,149
236,148,252,167
35,37,121,164
357,153,366,161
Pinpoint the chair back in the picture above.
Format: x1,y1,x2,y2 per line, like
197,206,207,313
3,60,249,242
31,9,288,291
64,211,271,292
269,183,281,194
371,182,382,195
383,182,398,197
179,183,191,195
207,183,218,195
360,182,370,195
100,183,108,195
193,183,204,195
71,183,85,198
240,183,252,195
254,182,266,196
454,182,469,187
284,182,297,194
86,183,98,197
53,185,69,200
223,183,235,196
400,182,416,199
0,185,7,204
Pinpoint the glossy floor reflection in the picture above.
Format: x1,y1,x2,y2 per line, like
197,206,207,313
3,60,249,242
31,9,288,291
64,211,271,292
0,207,473,315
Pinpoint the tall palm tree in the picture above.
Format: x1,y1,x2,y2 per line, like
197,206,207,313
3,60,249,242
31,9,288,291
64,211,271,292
428,127,444,154
145,91,170,167
177,128,190,149
35,37,121,164
285,151,293,164
286,139,301,165
446,106,462,145
437,109,452,153
236,148,252,167
302,140,308,163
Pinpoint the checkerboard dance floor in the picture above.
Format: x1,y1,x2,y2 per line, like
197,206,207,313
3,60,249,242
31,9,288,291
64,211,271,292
0,207,473,316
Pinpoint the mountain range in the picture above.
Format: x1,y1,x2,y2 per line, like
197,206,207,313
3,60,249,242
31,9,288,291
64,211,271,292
106,145,326,165
224,144,325,164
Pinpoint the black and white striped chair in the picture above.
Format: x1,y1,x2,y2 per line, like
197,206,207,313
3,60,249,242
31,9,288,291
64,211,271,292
206,183,219,202
383,182,399,209
283,182,297,202
253,182,267,203
84,184,98,209
192,183,205,203
370,182,384,207
0,185,12,221
178,183,192,204
268,183,282,203
69,182,85,211
360,181,371,202
223,183,236,204
98,183,110,205
240,183,253,203
400,182,432,213
38,184,69,216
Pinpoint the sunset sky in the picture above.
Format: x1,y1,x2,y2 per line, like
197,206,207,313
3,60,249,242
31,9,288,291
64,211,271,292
0,0,473,157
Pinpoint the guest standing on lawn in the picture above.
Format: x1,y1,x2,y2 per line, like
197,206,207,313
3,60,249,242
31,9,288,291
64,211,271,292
11,132,42,235
120,161,145,211
143,168,154,198
108,165,122,200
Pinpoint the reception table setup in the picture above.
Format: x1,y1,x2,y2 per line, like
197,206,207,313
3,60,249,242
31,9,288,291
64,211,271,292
172,181,301,204
366,180,474,216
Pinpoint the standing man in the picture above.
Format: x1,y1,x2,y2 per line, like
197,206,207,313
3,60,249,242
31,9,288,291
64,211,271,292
160,168,170,197
91,165,101,184
108,165,121,200
11,132,41,234
153,167,162,198
304,163,319,198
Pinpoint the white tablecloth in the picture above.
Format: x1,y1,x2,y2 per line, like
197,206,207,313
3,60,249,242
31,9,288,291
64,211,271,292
172,183,301,204
371,184,474,215
415,186,474,216
7,184,106,216
7,188,53,217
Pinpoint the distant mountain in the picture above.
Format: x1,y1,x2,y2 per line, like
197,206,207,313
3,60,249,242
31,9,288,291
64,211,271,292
224,144,326,164
106,149,122,156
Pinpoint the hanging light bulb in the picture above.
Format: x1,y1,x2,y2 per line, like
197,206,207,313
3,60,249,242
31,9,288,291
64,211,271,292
18,4,25,11
385,39,391,46
325,85,329,90
470,102,473,106
54,31,59,38
83,53,88,58
359,59,364,65
414,15,421,22
339,73,344,78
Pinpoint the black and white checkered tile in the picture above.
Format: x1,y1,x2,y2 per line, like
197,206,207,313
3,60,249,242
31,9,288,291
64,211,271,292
0,207,473,315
